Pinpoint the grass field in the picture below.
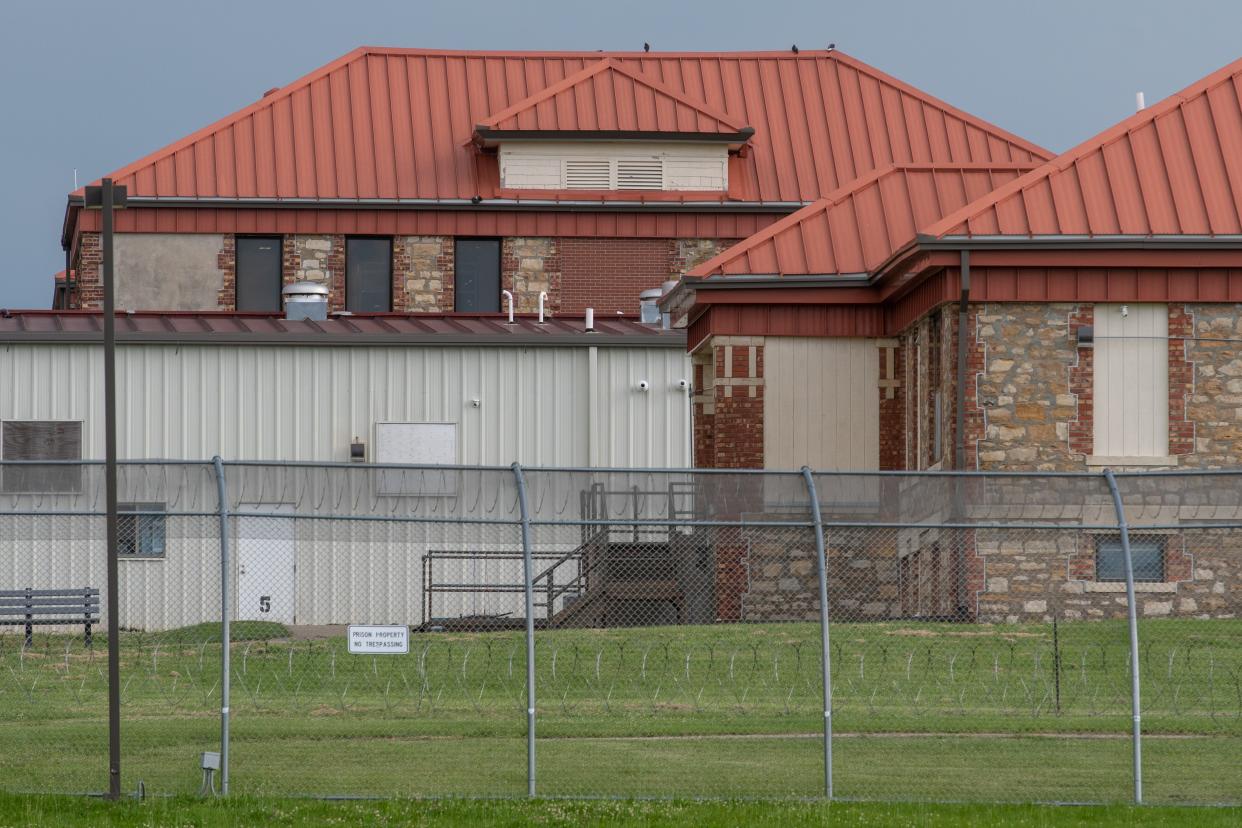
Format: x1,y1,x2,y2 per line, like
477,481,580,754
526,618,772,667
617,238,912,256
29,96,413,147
1,617,1239,804
1,794,1241,828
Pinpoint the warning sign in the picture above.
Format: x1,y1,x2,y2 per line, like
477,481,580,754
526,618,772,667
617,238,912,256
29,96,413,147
347,625,410,654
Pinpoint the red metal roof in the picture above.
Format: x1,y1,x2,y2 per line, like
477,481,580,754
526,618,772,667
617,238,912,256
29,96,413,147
474,58,751,138
0,310,681,346
688,162,1036,277
81,47,1050,207
925,56,1242,238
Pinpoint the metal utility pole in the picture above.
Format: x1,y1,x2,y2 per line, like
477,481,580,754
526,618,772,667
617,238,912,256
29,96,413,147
84,178,126,800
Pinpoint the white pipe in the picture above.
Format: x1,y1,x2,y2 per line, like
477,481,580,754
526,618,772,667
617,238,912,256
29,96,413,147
538,291,547,324
1136,91,1146,112
585,307,594,331
502,290,514,324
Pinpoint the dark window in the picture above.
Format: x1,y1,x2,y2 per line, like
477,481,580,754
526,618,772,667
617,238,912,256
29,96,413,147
235,237,283,312
1096,536,1165,582
455,239,501,312
119,503,166,558
1,421,82,493
346,238,393,312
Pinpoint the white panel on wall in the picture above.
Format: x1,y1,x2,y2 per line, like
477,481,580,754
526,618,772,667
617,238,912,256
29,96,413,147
499,141,727,192
1093,304,1169,459
763,337,880,471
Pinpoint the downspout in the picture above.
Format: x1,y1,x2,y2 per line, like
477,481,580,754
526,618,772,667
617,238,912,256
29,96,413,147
954,250,971,471
953,249,971,620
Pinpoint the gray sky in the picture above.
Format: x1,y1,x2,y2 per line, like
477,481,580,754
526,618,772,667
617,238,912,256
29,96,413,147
1,0,1239,308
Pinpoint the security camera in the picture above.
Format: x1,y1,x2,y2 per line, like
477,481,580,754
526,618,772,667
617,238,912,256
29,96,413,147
675,379,690,391
637,380,650,392
1120,305,1129,318
470,398,481,408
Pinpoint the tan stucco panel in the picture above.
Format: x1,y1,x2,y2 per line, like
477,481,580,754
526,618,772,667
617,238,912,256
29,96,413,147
115,234,225,311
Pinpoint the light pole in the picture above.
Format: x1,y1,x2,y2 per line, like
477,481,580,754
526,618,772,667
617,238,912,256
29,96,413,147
83,178,127,800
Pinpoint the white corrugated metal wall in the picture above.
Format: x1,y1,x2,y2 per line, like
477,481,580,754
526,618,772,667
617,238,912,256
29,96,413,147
0,342,691,628
0,343,690,466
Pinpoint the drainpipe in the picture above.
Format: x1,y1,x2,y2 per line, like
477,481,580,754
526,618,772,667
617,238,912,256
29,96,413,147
953,249,971,620
954,250,971,471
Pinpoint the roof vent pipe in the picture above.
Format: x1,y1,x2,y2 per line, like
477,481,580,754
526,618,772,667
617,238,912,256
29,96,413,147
282,281,330,321
639,288,663,325
538,291,548,324
502,290,514,324
1136,91,1146,111
585,308,594,332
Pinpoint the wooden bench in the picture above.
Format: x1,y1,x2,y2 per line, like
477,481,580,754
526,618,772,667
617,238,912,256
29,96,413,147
0,588,100,646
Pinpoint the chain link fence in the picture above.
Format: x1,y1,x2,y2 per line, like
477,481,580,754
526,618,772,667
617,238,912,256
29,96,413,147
0,460,1239,804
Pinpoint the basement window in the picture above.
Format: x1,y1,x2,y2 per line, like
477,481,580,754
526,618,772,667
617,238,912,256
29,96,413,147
118,503,167,559
1,420,82,494
1095,535,1164,582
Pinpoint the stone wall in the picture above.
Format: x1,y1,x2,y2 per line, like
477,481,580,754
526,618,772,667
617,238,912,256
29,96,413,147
393,236,454,312
740,526,901,622
973,303,1083,470
283,235,345,311
501,238,561,314
1181,304,1242,467
974,528,1238,622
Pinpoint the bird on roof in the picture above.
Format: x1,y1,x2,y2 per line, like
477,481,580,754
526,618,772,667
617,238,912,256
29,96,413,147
791,44,799,53
826,42,836,51
643,42,650,52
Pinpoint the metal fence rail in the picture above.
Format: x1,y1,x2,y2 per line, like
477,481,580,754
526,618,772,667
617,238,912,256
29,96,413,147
0,460,1239,804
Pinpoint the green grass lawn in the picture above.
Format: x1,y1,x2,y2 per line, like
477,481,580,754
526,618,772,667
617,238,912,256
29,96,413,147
1,618,1239,804
1,793,1239,828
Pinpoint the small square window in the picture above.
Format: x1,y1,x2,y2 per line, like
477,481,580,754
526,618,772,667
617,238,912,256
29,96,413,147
1095,535,1164,582
119,503,166,559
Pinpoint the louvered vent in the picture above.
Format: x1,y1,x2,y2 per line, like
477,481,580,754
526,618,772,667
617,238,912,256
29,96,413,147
616,159,664,190
564,159,611,189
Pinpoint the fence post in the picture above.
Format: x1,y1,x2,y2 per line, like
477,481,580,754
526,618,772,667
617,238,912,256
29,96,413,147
1103,468,1142,805
801,466,833,799
212,456,232,796
511,462,537,798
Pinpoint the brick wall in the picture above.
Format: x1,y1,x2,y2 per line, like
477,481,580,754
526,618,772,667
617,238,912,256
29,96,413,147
708,336,765,469
1168,304,1194,456
216,235,236,310
559,238,669,316
72,233,102,309
878,339,904,470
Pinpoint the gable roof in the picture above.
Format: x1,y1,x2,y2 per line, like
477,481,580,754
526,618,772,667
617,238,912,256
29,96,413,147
688,162,1036,277
473,58,753,141
78,47,1050,207
925,56,1242,238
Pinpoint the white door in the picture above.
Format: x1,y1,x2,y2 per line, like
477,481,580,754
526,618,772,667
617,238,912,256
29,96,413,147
236,504,296,624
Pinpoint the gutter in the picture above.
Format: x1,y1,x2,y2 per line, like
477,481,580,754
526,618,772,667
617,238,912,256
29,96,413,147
0,331,686,348
64,194,808,213
917,233,1242,250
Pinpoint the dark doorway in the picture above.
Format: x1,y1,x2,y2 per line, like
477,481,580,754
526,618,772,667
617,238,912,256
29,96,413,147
235,237,282,312
346,237,393,312
455,239,501,312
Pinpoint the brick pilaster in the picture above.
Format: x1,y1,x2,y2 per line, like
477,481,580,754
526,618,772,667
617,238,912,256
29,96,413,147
216,235,237,310
1067,305,1094,458
73,233,102,309
1168,304,1194,456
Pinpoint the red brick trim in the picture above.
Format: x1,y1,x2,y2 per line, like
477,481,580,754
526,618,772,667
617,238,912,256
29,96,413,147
1168,304,1194,456
962,307,986,470
1067,305,1094,458
72,233,102,309
216,235,237,310
878,340,904,470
